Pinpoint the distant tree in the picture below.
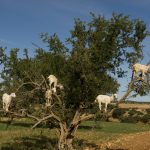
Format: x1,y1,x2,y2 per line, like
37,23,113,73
0,13,149,149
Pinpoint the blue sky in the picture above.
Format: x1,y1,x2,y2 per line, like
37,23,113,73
0,0,150,101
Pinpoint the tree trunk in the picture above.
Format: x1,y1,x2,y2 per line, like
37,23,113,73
58,132,75,150
119,88,133,102
57,110,80,150
57,109,94,150
119,78,138,102
57,123,78,150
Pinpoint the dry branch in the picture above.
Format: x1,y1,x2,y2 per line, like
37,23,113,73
31,114,54,129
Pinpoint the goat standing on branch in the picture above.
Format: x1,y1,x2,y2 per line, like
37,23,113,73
45,89,53,107
132,63,150,80
95,94,117,112
47,75,58,93
2,93,16,111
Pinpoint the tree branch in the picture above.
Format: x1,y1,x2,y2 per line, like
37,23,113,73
31,114,54,129
0,109,39,121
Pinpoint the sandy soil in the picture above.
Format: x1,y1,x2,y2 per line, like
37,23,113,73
118,103,150,109
101,131,150,150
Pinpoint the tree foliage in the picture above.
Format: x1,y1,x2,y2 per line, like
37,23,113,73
0,13,149,149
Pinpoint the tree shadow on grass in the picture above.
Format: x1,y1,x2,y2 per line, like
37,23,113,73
78,125,102,130
1,135,57,150
0,135,101,150
0,120,53,129
74,139,100,150
0,120,33,128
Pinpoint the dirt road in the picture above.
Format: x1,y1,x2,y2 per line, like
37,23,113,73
105,131,150,150
118,103,150,109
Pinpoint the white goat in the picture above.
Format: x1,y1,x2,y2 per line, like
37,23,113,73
45,89,53,107
47,75,58,93
132,63,150,79
2,93,16,111
56,83,64,90
95,94,117,112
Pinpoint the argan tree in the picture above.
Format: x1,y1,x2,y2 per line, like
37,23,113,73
0,13,149,149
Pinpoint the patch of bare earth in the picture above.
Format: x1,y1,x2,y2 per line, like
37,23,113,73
99,131,150,150
118,103,150,109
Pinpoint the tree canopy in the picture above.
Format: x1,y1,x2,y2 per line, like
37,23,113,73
0,13,149,149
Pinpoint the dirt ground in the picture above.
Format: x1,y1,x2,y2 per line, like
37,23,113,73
99,131,150,150
118,103,150,109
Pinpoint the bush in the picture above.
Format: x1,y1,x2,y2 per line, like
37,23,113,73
120,116,141,123
94,112,109,121
128,109,143,116
145,109,150,114
128,109,137,116
112,108,126,119
107,103,117,110
141,114,150,123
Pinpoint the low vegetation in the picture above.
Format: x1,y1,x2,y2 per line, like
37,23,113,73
111,106,150,123
1,119,150,149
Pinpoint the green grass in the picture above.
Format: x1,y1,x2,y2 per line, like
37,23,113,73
1,119,150,149
0,119,57,149
75,121,150,143
0,118,34,130
80,121,150,133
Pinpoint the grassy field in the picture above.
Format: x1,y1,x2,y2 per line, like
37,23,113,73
1,119,150,149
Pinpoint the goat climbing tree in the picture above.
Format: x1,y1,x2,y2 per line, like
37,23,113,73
119,65,150,102
0,13,149,149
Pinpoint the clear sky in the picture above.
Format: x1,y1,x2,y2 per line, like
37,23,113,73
0,0,150,101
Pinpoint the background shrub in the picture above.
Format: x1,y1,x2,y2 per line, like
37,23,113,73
145,109,150,114
120,116,141,123
128,109,143,116
141,114,150,123
112,108,126,119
